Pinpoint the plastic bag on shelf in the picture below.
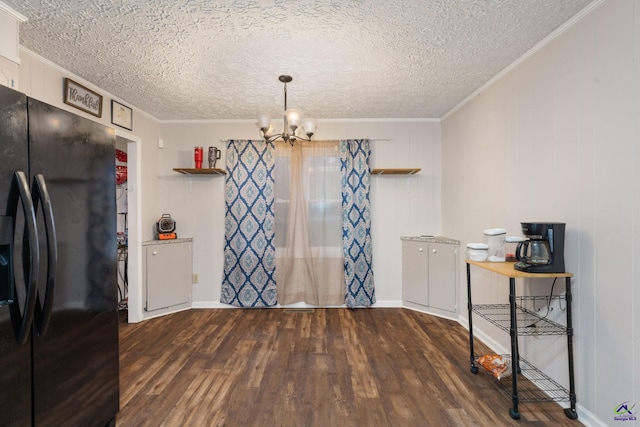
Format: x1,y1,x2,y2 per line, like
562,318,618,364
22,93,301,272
477,354,512,380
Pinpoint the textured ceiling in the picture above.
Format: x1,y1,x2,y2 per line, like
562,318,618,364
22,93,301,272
5,0,594,121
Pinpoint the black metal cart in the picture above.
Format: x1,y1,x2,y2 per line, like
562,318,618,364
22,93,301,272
466,260,578,420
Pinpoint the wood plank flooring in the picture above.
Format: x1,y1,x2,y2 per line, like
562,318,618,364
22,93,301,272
116,308,581,426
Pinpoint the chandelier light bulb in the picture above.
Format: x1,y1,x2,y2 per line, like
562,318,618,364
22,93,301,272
301,118,317,137
285,109,300,130
257,113,271,131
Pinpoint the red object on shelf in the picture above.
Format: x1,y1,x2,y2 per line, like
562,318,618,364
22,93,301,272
194,147,203,169
115,148,128,185
116,148,128,163
115,165,127,185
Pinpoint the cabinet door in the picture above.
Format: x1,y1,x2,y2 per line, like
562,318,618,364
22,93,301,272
428,243,457,313
146,242,192,311
402,241,429,306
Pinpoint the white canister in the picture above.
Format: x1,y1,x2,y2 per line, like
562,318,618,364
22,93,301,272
505,235,525,261
484,228,506,262
467,243,489,262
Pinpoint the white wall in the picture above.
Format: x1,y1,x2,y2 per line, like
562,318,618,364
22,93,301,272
158,120,442,306
442,1,638,425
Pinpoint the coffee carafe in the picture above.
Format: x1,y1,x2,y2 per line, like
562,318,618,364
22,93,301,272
514,222,565,273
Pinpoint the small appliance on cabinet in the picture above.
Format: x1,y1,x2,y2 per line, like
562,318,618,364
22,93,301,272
156,213,177,240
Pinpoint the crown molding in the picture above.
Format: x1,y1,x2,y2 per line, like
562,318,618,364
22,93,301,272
0,1,27,22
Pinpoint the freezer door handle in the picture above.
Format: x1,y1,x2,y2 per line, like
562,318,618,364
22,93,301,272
32,174,57,336
7,171,39,345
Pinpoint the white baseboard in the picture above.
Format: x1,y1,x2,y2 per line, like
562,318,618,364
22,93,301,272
573,403,606,427
190,299,404,309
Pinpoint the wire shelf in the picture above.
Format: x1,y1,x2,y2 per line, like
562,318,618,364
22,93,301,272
475,355,571,402
472,300,567,336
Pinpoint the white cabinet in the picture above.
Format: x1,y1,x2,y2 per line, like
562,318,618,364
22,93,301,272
402,241,429,306
143,239,193,312
402,237,459,320
0,4,27,65
428,243,458,313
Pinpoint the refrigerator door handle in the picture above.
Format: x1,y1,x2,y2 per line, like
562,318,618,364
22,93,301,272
7,171,39,345
32,174,57,336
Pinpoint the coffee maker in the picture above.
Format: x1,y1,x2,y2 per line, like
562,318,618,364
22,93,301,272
514,222,565,273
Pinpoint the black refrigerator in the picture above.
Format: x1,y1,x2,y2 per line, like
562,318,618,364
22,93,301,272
0,84,119,426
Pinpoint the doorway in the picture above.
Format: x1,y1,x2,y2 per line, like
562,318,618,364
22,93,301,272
115,137,128,310
115,130,142,323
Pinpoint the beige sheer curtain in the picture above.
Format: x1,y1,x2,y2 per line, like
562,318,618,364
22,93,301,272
274,139,344,305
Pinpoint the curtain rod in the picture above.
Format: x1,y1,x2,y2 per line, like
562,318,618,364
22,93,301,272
219,138,392,143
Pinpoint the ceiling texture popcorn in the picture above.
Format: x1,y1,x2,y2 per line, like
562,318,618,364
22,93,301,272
5,0,594,120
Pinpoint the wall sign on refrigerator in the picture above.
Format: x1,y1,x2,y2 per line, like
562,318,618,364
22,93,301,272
63,78,103,117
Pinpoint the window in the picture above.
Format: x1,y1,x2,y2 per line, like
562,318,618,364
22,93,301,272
273,142,341,252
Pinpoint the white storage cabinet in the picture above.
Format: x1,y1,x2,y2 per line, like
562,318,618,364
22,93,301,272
143,238,193,312
402,237,459,320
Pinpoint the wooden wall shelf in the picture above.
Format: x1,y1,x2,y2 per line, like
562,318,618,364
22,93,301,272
173,168,226,175
371,168,421,175
174,167,417,176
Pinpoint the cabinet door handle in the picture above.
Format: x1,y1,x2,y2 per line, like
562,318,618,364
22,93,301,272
152,251,158,256
432,249,437,253
419,248,424,252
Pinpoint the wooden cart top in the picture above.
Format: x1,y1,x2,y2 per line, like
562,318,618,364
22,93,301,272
466,260,573,278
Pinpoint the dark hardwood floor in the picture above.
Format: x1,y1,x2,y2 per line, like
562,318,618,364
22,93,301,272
116,308,581,426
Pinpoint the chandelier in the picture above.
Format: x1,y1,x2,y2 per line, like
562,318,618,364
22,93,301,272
257,75,317,145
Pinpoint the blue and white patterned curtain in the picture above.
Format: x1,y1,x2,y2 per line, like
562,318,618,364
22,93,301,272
221,140,277,307
340,139,375,308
